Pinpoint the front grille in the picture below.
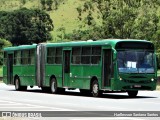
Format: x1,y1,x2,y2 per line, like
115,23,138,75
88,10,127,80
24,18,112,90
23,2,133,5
123,86,151,90
123,79,151,83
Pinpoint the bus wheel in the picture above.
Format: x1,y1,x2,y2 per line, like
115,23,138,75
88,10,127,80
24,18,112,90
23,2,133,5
57,88,65,93
15,77,27,91
21,86,27,91
91,80,99,97
41,87,50,93
50,78,57,94
80,89,90,96
127,91,138,97
15,77,21,91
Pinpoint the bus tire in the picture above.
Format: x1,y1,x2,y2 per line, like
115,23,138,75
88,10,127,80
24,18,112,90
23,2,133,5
80,89,90,96
21,86,27,91
41,87,50,93
91,80,100,97
57,88,65,93
15,77,27,91
127,91,138,97
15,77,21,91
50,78,57,94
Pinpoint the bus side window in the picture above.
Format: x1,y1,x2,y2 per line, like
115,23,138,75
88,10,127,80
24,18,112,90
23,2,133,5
47,47,55,64
29,49,35,65
72,47,81,64
21,50,29,65
91,46,101,64
55,48,62,64
81,47,91,64
14,51,21,65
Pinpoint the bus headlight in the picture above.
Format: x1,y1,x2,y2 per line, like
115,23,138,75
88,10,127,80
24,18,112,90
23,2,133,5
151,78,154,81
119,77,122,81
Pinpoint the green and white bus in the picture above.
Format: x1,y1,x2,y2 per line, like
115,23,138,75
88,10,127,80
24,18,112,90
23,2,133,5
3,39,158,97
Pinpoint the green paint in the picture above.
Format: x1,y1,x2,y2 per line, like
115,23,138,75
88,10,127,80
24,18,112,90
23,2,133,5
3,39,158,92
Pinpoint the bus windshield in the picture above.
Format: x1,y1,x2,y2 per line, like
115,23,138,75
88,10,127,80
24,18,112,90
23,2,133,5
117,50,155,73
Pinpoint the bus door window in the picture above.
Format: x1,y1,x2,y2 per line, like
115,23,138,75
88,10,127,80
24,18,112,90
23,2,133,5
64,51,70,73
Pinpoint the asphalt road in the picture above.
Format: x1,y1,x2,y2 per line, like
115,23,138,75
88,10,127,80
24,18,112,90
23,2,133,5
0,83,160,120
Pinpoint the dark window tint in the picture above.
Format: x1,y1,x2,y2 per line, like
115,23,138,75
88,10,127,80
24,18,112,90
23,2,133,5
91,46,101,64
47,47,56,64
29,49,35,64
14,51,21,65
55,48,62,64
71,46,101,65
72,47,81,64
21,50,29,65
81,47,91,64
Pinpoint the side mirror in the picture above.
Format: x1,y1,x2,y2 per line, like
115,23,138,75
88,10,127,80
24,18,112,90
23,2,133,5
112,48,117,64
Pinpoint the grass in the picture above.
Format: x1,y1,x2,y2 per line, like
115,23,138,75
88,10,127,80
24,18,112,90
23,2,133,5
157,70,160,76
0,0,101,42
0,0,80,39
157,70,160,90
0,66,2,77
0,66,3,82
157,85,160,90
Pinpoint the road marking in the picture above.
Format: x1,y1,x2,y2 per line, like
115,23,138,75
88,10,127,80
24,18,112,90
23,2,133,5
0,99,74,111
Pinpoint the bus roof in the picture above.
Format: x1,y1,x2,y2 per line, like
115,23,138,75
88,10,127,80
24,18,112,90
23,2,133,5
3,39,152,51
3,44,37,51
45,39,150,47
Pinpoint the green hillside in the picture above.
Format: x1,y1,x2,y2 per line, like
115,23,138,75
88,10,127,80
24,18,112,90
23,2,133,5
1,0,160,46
0,0,98,42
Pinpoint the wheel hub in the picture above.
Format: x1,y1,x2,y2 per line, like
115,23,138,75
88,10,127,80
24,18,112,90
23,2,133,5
93,84,98,94
15,79,19,89
51,82,55,92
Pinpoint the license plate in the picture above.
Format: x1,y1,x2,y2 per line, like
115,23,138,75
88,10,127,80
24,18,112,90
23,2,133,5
134,85,141,88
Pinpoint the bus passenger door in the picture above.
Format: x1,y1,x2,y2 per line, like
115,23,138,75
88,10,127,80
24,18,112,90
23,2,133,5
62,50,71,87
7,54,13,84
102,49,112,88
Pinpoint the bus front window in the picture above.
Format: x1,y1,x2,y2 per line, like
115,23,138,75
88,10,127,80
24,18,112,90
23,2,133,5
117,50,155,73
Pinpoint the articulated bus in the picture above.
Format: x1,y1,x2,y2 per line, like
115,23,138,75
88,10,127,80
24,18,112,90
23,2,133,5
3,39,157,97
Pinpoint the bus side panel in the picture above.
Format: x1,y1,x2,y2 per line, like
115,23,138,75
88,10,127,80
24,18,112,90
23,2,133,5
70,65,101,89
13,65,36,86
45,65,62,87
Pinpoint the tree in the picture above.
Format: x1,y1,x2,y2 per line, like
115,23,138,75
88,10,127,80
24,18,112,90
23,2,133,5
77,6,82,21
40,0,46,10
21,0,26,5
46,0,53,11
86,10,94,26
0,38,12,65
72,0,160,43
95,0,160,40
0,8,54,45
